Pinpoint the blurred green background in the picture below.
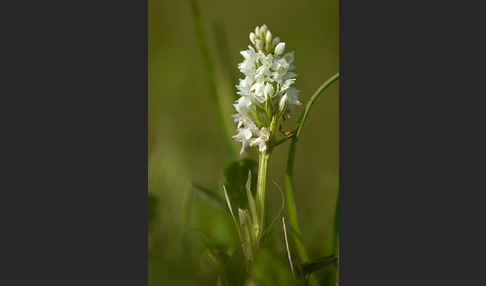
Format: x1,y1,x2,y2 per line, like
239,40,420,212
149,0,338,284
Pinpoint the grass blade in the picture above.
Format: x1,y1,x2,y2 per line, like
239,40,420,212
284,73,339,286
284,72,340,253
212,22,238,100
282,217,295,275
223,185,241,239
295,73,340,138
300,255,337,278
188,0,236,159
191,182,226,210
245,171,259,230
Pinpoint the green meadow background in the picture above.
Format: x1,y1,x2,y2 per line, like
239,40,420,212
149,0,339,284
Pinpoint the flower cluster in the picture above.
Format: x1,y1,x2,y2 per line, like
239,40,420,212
232,24,301,154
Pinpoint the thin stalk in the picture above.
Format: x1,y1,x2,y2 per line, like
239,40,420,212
282,217,295,275
296,72,340,138
285,142,309,261
188,0,236,160
284,73,339,284
256,151,270,232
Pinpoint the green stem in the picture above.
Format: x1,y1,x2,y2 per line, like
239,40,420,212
256,151,270,232
284,142,309,261
296,72,340,138
284,73,339,285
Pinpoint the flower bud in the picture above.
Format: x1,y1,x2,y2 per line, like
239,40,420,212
275,42,286,56
279,93,288,112
265,30,272,51
264,82,274,99
259,24,267,36
255,39,264,51
249,32,256,45
255,26,260,36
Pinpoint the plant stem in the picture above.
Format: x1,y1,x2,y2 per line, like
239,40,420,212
296,72,340,138
256,151,270,233
285,142,309,261
284,73,339,285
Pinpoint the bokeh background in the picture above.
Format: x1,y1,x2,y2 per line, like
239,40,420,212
149,0,338,284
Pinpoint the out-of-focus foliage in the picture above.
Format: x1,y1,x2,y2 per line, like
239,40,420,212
149,0,338,285
223,159,258,213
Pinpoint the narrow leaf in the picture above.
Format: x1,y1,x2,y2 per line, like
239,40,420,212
223,185,241,239
299,255,338,278
282,217,295,275
238,208,254,262
188,0,236,159
191,182,225,210
222,159,258,213
212,22,238,100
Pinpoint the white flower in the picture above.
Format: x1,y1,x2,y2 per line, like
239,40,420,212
233,95,252,114
233,127,253,154
285,87,302,111
264,83,274,99
255,53,273,80
250,127,270,153
250,80,266,103
283,51,295,64
283,51,296,71
275,42,286,56
281,78,296,93
232,24,301,154
236,77,254,97
238,46,257,77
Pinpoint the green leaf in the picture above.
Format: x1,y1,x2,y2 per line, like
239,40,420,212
299,255,338,279
223,185,241,239
212,22,238,100
191,182,226,210
188,0,236,159
246,249,299,286
245,171,259,229
238,208,254,263
205,247,231,275
182,229,245,286
222,159,258,213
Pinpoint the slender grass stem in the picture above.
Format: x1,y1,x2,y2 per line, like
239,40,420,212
282,217,295,275
188,0,236,160
296,73,340,138
284,73,339,285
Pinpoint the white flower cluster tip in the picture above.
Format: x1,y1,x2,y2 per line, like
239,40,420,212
232,24,302,154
